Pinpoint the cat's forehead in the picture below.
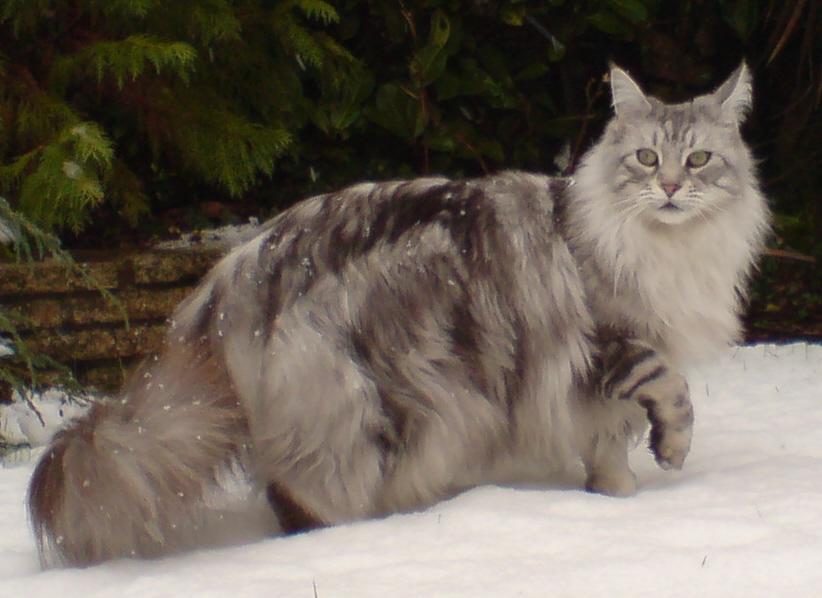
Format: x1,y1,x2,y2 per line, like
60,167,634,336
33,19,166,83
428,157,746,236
651,97,708,124
622,98,719,146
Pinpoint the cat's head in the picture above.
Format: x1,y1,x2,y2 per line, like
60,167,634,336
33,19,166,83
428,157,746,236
580,63,755,227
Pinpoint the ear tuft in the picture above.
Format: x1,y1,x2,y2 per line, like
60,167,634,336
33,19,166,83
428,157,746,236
609,66,652,117
713,62,753,125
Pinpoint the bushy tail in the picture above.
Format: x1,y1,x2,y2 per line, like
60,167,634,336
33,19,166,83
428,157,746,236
28,344,267,567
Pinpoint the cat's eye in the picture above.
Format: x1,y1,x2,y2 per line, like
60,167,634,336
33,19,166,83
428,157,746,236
636,148,658,167
686,150,711,168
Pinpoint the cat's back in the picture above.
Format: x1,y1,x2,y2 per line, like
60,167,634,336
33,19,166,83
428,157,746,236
198,170,568,315
256,169,562,274
171,170,589,363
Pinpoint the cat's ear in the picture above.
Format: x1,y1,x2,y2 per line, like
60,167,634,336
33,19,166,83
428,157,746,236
712,62,753,125
609,65,652,117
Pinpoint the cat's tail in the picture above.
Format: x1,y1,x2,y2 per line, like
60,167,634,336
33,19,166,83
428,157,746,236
28,341,265,567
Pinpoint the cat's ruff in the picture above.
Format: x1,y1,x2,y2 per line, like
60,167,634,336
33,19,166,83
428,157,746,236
28,64,769,567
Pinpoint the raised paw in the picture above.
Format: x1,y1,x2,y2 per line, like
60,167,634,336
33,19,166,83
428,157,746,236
641,395,694,471
650,426,690,470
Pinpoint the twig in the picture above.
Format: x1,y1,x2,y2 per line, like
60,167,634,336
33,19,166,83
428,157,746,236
566,77,606,174
763,247,816,263
767,0,808,64
398,0,430,173
20,390,46,428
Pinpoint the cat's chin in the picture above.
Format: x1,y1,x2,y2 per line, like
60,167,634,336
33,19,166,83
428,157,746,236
645,203,697,226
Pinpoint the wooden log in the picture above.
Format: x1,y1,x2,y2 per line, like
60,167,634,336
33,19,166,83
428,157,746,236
23,323,167,362
7,287,191,330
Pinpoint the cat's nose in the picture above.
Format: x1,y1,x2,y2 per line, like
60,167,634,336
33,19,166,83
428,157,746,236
661,183,681,197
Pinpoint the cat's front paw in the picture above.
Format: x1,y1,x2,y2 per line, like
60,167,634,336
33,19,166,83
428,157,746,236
641,393,694,471
651,427,690,470
585,469,637,497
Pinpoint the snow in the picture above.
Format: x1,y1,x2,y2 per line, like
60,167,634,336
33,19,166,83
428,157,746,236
0,389,93,451
0,218,17,244
1,343,821,597
153,219,261,251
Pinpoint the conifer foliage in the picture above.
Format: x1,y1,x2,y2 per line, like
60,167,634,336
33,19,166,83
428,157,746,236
1,0,813,245
0,1,818,388
0,0,344,232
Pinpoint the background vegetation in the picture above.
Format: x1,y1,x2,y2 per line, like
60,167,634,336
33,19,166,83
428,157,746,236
0,0,819,391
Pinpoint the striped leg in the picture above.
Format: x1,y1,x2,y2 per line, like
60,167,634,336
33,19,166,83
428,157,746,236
601,340,694,471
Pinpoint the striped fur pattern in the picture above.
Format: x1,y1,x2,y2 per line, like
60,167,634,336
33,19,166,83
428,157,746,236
29,64,769,566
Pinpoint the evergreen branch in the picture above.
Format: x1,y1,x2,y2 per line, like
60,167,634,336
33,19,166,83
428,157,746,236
187,2,242,45
51,35,196,90
0,151,37,190
272,5,325,68
0,306,70,394
163,89,292,196
15,93,80,148
106,159,150,226
315,32,357,65
62,122,114,170
294,0,339,25
2,121,114,231
89,0,156,18
0,196,125,391
0,0,50,36
185,116,292,196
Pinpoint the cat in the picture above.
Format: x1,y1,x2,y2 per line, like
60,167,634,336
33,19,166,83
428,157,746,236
28,63,769,567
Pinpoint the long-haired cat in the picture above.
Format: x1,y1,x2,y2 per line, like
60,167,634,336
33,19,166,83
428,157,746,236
29,63,769,567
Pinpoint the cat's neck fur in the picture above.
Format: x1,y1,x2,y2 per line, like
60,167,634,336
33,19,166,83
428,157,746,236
565,144,769,368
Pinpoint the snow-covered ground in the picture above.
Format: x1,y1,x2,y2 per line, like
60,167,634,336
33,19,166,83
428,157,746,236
1,389,94,452
1,343,821,597
153,219,261,251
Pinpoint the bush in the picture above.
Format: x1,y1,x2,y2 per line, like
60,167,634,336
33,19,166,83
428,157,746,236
1,1,819,387
0,0,347,232
0,1,818,249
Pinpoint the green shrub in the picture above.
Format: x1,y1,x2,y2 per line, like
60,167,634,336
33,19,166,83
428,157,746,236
0,0,817,250
0,0,345,232
0,0,819,387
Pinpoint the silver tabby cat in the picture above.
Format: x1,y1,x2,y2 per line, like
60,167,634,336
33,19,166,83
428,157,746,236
29,64,769,566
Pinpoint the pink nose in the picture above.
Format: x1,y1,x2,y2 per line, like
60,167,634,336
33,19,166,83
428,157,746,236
661,183,681,197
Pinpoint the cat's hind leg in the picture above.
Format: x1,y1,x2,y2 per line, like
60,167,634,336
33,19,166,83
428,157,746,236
249,377,390,532
238,312,395,533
